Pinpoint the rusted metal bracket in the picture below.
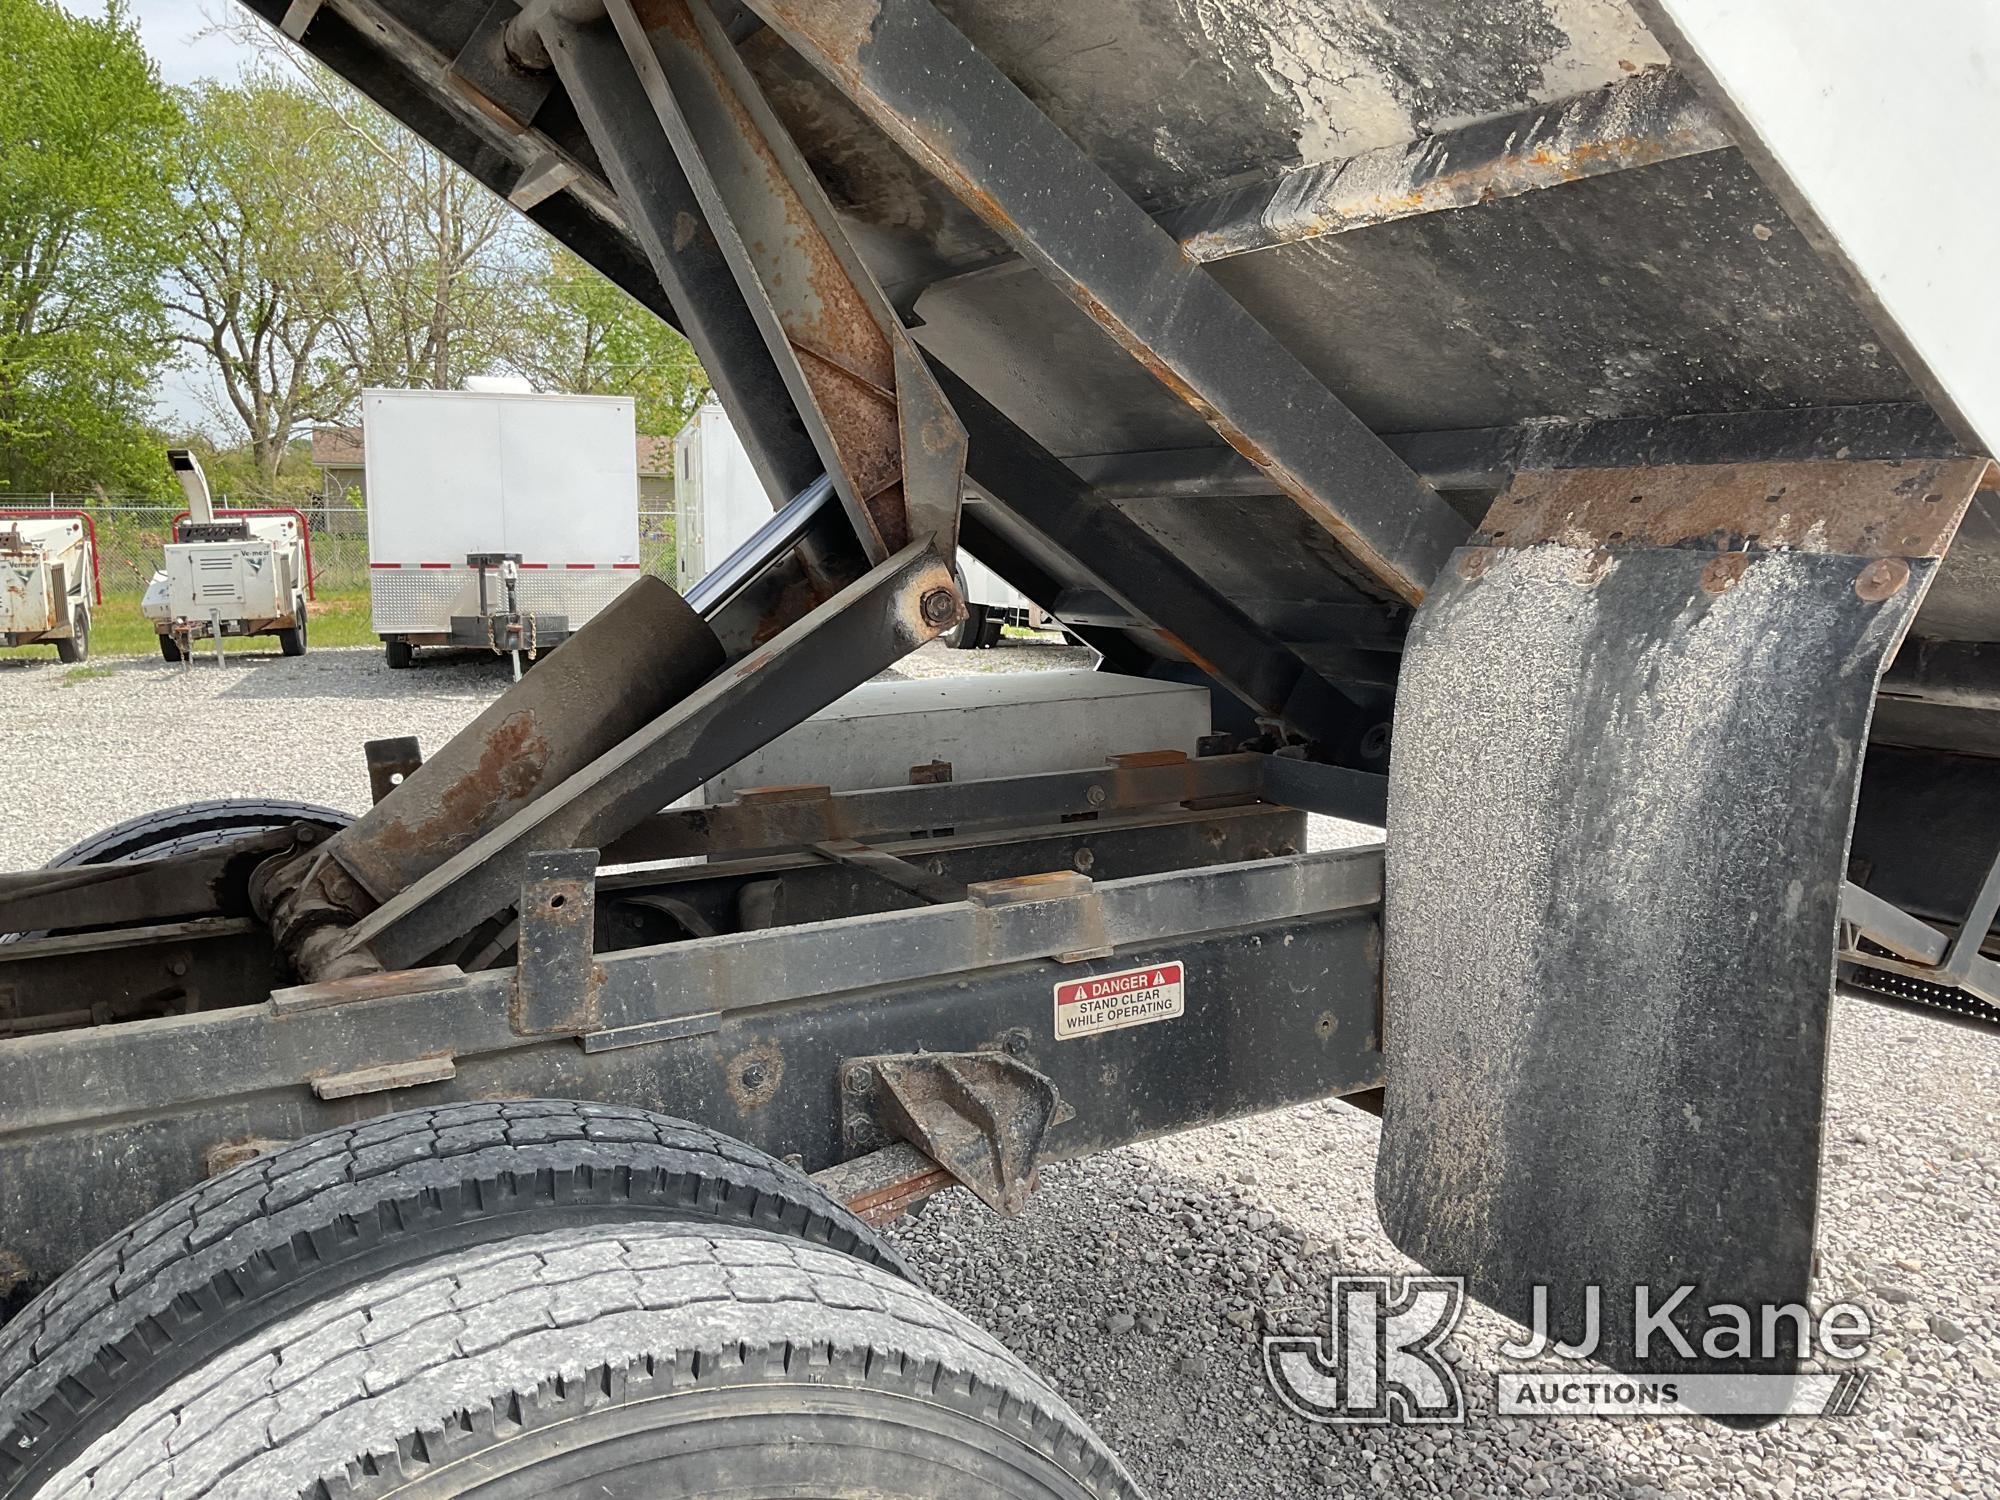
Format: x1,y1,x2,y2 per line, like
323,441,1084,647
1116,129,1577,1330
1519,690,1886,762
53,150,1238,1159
580,0,968,564
363,736,423,806
811,1141,955,1227
1377,456,1993,1419
840,1050,1068,1215
967,870,1112,964
511,848,602,1035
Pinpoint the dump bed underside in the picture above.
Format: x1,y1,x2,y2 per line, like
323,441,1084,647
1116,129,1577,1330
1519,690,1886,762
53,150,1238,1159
253,0,1999,759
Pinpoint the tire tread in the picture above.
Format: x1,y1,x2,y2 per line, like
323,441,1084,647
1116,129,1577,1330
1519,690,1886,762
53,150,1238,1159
0,1102,907,1496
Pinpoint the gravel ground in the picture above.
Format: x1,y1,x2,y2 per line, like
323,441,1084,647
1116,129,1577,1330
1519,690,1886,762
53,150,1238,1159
1,641,1995,1498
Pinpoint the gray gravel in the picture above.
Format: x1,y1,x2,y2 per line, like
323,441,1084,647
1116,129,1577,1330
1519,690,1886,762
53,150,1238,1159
1,642,1995,1498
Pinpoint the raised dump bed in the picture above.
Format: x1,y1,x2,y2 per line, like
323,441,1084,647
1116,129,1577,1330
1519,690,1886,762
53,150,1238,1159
1,3,1996,1491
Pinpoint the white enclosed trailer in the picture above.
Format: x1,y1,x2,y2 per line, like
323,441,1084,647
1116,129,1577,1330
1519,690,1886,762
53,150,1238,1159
141,453,311,662
362,388,643,668
673,398,1033,648
0,511,96,662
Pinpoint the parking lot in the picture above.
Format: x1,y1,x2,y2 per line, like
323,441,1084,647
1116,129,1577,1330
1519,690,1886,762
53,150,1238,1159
2,641,1993,1500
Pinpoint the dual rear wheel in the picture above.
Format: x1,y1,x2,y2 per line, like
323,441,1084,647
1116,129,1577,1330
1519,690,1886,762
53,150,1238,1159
0,1101,1134,1499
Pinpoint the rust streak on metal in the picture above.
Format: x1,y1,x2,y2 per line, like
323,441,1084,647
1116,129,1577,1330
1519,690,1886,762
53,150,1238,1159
724,1040,785,1112
1700,553,1752,594
1106,749,1189,770
370,711,551,857
1483,459,1993,558
647,0,904,551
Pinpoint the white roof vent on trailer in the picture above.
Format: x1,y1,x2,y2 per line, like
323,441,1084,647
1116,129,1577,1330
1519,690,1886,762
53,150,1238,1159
463,375,537,394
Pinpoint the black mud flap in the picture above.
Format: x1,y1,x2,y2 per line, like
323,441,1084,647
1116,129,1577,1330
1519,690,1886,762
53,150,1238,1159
1376,459,1991,1423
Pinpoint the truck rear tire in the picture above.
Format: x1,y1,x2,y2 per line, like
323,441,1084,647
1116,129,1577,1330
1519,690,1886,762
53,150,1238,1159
385,637,414,669
276,593,307,656
0,1102,910,1499
157,633,181,662
39,796,355,868
29,1223,1136,1500
53,605,87,664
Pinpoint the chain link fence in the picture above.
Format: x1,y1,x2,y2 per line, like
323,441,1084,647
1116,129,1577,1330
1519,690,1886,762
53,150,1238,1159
0,497,681,600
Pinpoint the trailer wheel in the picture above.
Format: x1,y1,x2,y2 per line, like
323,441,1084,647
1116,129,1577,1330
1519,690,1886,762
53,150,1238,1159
38,796,354,868
32,1223,1136,1500
53,605,88,664
945,600,988,649
385,636,414,669
276,592,307,656
0,1102,911,1499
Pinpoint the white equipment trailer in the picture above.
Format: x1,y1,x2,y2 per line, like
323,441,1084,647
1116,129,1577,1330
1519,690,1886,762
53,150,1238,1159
141,452,311,662
673,397,1032,648
363,388,643,672
0,512,95,663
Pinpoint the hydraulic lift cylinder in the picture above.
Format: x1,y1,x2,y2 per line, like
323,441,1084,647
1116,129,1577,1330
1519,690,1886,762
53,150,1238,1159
327,574,723,903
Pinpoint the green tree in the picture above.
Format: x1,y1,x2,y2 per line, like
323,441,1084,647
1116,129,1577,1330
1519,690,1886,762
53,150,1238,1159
0,0,179,495
315,104,525,391
512,249,708,435
167,75,358,489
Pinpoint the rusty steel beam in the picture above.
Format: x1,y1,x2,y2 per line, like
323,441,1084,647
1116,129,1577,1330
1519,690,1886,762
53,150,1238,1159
1162,68,1731,264
742,0,1468,604
934,362,1386,753
585,0,966,562
539,9,824,509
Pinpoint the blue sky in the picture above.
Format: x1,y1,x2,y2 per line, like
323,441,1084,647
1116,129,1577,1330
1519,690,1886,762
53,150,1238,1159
63,0,257,86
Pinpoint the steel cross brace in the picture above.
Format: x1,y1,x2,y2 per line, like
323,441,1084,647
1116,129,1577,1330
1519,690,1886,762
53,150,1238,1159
332,541,964,973
558,0,966,566
741,0,1468,604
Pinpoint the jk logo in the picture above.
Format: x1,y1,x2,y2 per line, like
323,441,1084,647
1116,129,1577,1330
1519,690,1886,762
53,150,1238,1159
1264,1275,1467,1424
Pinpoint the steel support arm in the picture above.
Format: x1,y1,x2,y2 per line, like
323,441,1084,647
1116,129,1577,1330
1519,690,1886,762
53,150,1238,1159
540,8,822,509
934,363,1385,752
332,542,963,972
742,0,1468,604
585,0,965,562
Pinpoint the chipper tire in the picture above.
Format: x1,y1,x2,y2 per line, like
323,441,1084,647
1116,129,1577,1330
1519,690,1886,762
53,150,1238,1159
0,1102,909,1499
28,1222,1137,1500
277,593,308,657
53,606,87,665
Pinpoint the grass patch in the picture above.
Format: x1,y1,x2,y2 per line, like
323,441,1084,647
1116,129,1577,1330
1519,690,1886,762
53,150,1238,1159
60,664,114,685
0,588,379,661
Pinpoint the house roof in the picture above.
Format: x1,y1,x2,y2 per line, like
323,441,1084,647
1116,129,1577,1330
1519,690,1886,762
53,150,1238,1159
311,426,366,468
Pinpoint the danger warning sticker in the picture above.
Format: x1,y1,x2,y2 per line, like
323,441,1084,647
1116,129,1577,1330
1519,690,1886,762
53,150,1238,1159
1053,961,1185,1040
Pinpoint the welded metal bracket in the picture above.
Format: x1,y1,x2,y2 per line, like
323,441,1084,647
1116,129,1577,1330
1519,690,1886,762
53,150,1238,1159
512,847,601,1035
1376,457,1993,1420
840,1050,1069,1215
363,737,423,806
